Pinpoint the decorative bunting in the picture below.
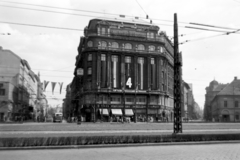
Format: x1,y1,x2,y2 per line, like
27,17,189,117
58,82,63,94
44,81,49,91
51,82,56,94
42,80,65,95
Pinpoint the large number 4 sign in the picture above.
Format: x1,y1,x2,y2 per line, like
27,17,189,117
126,77,132,88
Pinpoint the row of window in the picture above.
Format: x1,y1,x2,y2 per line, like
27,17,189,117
224,100,239,108
109,96,173,106
87,41,164,52
0,89,5,96
86,53,171,91
0,83,5,96
97,27,157,39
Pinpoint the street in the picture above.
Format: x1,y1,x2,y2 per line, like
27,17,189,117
1,143,240,160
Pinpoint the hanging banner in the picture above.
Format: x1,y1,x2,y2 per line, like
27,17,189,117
58,82,63,94
51,82,56,94
44,81,49,91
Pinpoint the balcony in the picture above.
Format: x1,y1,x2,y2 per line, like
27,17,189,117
85,46,165,55
87,32,165,44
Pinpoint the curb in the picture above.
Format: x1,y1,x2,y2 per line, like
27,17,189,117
1,140,240,150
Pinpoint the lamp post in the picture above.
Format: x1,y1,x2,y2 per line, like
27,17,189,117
77,68,84,125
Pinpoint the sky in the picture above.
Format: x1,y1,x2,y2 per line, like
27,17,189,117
0,0,240,108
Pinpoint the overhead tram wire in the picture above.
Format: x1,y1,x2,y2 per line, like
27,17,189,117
135,0,148,15
0,66,73,72
2,4,240,37
2,0,240,29
1,5,240,38
189,22,240,31
0,0,183,24
184,26,240,34
1,21,240,45
179,28,240,45
0,5,104,19
0,5,176,29
0,21,83,31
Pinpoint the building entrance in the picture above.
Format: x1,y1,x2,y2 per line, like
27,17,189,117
222,115,230,122
0,113,4,121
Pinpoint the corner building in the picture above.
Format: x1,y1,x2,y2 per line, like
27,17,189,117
72,19,174,122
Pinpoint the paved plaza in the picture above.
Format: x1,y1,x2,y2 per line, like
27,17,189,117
1,143,240,160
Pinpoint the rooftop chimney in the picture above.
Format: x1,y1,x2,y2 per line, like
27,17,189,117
234,76,237,80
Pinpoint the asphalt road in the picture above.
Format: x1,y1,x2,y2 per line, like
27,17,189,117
1,143,240,160
1,122,240,137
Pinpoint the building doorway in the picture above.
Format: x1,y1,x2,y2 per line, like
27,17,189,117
221,110,230,122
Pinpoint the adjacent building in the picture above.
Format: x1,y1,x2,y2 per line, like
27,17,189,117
71,18,174,122
0,46,47,122
204,77,240,122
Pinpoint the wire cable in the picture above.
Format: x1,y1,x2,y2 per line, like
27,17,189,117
135,0,148,15
0,5,103,19
180,28,240,44
0,20,83,31
189,22,240,31
0,0,181,24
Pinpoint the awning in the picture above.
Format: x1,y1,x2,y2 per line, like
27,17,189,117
125,109,134,116
111,109,122,115
100,109,109,115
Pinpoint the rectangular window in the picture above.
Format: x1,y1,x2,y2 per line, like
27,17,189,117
101,54,107,88
88,54,92,61
236,115,239,120
111,55,120,89
87,67,92,75
126,97,134,102
97,27,100,35
0,89,5,96
0,83,3,88
111,96,121,102
235,101,239,107
151,58,156,90
102,28,106,35
138,57,146,90
224,101,227,107
137,97,146,103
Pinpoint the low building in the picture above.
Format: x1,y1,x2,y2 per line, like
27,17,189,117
211,77,240,122
204,77,240,122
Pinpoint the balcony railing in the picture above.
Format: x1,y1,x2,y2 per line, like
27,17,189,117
87,32,165,43
86,46,165,54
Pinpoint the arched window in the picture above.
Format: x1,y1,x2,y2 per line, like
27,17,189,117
112,42,119,48
87,41,93,47
149,45,155,51
138,44,145,51
125,43,132,49
101,41,107,47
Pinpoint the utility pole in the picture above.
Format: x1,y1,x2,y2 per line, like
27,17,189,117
173,13,183,133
